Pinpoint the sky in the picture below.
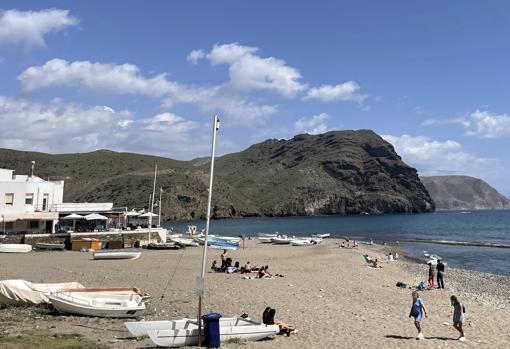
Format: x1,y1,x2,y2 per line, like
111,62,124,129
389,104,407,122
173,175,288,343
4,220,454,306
1,1,510,195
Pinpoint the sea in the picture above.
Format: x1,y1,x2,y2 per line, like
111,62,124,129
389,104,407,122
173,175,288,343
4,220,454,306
164,210,510,277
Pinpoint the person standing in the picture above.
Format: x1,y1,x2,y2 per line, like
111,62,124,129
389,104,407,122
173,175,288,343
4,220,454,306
220,249,227,272
436,260,445,289
409,291,428,339
451,295,465,341
427,262,435,288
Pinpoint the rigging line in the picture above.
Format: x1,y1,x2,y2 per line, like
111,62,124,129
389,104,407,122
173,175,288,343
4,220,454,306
157,245,186,305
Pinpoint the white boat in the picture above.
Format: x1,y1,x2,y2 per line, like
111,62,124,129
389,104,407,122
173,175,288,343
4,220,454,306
258,232,278,238
49,287,145,318
311,233,331,238
144,317,279,347
0,244,32,253
271,236,294,244
92,249,141,260
290,239,313,246
258,237,273,244
170,237,199,247
0,280,83,306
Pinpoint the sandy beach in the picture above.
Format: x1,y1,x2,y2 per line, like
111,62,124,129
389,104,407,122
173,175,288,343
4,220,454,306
0,239,508,349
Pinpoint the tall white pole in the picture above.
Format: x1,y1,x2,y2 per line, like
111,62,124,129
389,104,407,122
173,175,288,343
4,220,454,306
149,164,157,242
158,188,163,227
198,115,220,345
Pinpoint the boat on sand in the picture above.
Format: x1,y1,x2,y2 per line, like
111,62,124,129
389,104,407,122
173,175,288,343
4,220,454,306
92,249,141,260
0,244,32,253
271,236,294,244
0,280,83,305
127,317,279,347
48,287,145,318
35,242,65,250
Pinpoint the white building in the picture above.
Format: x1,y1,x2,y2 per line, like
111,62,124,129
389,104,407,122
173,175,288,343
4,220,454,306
0,168,63,234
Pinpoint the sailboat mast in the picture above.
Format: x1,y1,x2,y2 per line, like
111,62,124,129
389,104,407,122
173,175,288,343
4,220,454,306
149,164,157,241
198,115,220,345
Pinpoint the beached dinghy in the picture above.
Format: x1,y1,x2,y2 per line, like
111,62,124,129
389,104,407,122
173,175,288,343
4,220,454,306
0,280,83,306
92,249,141,260
0,244,32,253
258,232,278,238
271,236,294,244
169,237,199,247
145,243,182,250
144,317,279,347
49,287,145,318
290,239,313,246
35,242,65,251
258,237,273,243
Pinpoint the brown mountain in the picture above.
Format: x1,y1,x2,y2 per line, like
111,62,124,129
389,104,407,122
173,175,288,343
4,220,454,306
0,130,434,220
420,175,510,210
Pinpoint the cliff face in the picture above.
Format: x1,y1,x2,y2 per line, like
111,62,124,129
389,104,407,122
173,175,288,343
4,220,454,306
0,130,434,220
420,175,510,210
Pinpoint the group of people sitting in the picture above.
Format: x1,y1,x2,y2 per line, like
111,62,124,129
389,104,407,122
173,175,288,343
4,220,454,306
338,239,358,249
211,259,276,278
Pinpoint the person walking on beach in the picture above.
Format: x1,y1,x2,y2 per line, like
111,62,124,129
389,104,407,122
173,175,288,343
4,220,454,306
436,260,445,289
427,262,435,288
451,295,465,341
409,291,428,340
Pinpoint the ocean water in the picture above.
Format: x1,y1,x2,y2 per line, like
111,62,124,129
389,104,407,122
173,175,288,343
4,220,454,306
164,210,510,276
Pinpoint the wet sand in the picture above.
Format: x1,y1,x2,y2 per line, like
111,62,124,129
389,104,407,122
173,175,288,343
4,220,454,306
0,239,508,348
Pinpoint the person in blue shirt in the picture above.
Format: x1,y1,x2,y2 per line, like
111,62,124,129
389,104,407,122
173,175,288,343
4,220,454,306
409,291,428,339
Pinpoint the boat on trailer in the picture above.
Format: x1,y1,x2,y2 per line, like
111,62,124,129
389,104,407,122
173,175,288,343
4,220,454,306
92,249,142,260
49,287,145,318
127,317,279,347
0,244,32,253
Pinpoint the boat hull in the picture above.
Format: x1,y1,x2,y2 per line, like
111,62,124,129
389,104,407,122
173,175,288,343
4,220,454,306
93,250,141,260
0,244,32,253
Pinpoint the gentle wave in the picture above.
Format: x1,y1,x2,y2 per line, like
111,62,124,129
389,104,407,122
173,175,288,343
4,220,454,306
404,239,510,249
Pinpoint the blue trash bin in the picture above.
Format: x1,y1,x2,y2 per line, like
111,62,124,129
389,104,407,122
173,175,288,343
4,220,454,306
202,312,222,348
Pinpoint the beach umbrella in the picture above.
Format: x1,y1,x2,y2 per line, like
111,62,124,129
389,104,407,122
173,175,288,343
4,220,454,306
84,213,108,221
61,213,85,231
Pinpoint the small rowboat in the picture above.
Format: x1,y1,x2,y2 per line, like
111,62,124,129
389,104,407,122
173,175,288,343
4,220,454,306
258,232,278,238
258,237,273,243
49,287,145,318
125,316,279,346
145,243,182,250
311,233,331,238
92,249,141,260
271,236,294,244
169,237,199,247
0,244,32,253
35,242,65,251
290,239,313,246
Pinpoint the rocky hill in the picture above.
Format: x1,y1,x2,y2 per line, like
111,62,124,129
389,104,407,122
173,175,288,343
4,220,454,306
420,176,510,210
0,130,434,220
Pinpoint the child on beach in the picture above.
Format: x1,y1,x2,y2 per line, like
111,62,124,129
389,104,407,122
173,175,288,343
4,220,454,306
451,295,465,341
427,262,435,288
409,291,428,339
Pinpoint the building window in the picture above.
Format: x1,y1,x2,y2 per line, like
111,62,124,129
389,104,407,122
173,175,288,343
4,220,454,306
29,221,39,229
25,193,34,205
4,193,14,206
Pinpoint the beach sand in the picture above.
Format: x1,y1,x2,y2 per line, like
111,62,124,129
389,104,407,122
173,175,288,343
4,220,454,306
0,239,508,348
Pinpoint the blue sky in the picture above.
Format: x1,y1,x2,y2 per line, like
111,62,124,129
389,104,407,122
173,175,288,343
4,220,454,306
1,1,510,195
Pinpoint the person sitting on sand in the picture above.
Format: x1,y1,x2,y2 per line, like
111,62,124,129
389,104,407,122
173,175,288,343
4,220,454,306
451,295,465,341
394,252,399,260
258,265,273,278
211,260,220,272
409,291,428,340
233,261,240,272
242,261,252,274
372,258,383,268
388,253,394,262
263,308,298,336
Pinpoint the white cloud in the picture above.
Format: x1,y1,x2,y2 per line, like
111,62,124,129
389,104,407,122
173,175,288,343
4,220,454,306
187,49,205,64
304,81,366,103
294,113,331,134
18,58,181,96
0,9,78,49
203,43,306,97
423,110,510,138
382,134,500,176
0,96,209,159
